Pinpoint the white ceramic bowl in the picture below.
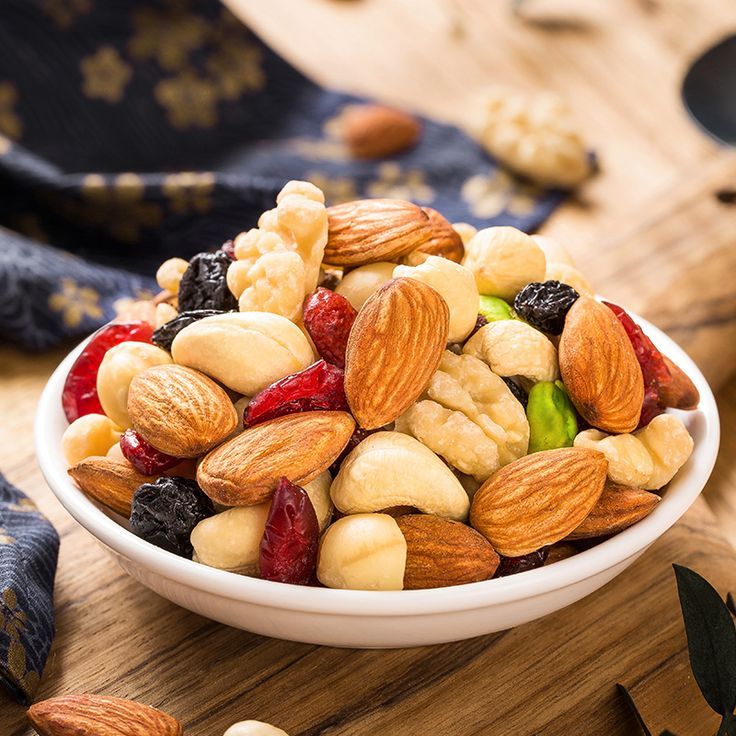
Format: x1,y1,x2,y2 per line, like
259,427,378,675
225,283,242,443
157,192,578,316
36,315,719,648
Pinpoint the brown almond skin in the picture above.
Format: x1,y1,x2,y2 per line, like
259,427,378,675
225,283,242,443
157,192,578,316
559,297,644,433
397,514,499,589
659,355,700,410
470,447,608,557
342,104,421,159
567,482,660,540
68,457,149,516
197,411,355,506
128,364,238,458
324,199,435,266
398,207,464,265
28,694,183,736
345,277,449,429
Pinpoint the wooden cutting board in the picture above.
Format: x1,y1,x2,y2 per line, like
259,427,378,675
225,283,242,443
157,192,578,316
3,1,736,734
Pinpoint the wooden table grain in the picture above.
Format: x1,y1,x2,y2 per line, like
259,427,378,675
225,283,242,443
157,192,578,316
3,1,736,734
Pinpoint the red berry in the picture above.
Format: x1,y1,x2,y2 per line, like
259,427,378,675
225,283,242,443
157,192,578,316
120,429,180,476
603,302,672,428
259,477,319,585
302,288,357,368
495,549,548,577
245,360,348,427
330,426,378,476
62,322,154,423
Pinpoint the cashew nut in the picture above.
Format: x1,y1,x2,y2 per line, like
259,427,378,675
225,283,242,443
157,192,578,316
171,312,314,396
62,414,122,466
393,256,478,343
330,431,470,520
462,226,546,299
574,429,654,487
316,513,407,591
334,261,396,311
238,251,306,321
463,319,559,384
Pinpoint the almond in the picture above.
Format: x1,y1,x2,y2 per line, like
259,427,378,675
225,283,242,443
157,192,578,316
398,207,464,265
559,296,644,433
341,103,421,159
68,456,149,516
127,364,238,457
27,694,182,736
567,481,660,540
659,355,700,410
469,447,607,556
197,411,355,506
344,277,449,429
324,199,435,267
396,514,499,589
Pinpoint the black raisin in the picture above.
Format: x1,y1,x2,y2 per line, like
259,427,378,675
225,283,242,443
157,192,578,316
151,309,229,351
130,476,214,558
178,251,238,312
494,549,548,577
503,377,528,409
513,280,579,335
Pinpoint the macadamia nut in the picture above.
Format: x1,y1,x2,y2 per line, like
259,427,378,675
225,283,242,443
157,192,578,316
155,257,189,293
463,320,559,384
62,414,122,466
462,227,546,299
171,311,314,396
224,722,289,736
317,513,407,591
330,431,470,520
393,256,478,343
335,261,396,311
96,342,172,428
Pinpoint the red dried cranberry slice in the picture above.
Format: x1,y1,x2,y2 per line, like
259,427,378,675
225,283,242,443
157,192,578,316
302,288,357,368
120,429,180,476
245,360,348,427
259,477,319,585
62,322,154,423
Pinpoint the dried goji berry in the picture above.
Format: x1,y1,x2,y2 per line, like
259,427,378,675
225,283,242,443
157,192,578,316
302,288,356,368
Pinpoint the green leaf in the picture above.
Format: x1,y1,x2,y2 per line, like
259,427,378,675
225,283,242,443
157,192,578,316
673,565,736,718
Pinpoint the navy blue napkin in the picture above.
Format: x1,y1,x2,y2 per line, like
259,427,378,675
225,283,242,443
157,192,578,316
0,0,565,351
0,474,59,704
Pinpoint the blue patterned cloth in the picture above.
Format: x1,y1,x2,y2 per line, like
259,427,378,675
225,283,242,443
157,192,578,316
0,474,60,704
0,0,565,350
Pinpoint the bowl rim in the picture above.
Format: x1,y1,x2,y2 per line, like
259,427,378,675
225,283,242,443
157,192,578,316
36,311,720,616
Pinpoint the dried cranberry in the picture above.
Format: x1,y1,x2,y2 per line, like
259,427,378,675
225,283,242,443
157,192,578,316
330,426,379,476
245,360,348,427
259,477,319,585
120,429,180,476
220,239,236,259
62,322,153,422
604,302,671,427
494,549,548,577
302,288,357,368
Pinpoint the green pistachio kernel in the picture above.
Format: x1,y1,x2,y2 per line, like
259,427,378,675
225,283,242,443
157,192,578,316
478,295,514,322
526,380,578,453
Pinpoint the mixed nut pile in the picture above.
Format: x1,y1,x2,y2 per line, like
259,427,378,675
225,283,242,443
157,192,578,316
61,181,699,591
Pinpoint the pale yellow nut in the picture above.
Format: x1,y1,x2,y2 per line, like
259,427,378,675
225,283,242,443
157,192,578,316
62,414,122,466
330,431,470,520
233,229,285,267
393,256,478,343
463,320,558,384
635,414,694,490
531,234,575,267
154,302,178,329
171,311,314,396
238,251,306,321
106,441,125,460
155,257,189,293
227,259,253,300
224,722,289,736
545,261,594,297
317,513,407,591
574,429,654,487
462,226,546,299
96,342,172,428
334,261,396,311
452,222,478,246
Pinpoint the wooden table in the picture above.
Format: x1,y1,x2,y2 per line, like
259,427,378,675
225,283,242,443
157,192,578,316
3,1,736,734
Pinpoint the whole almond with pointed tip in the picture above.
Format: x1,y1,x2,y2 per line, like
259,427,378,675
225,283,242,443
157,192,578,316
27,694,183,736
397,514,499,589
197,411,355,506
659,355,699,410
324,199,435,266
345,277,449,429
341,104,421,159
398,207,464,265
68,456,149,516
470,447,608,556
127,364,237,458
567,482,660,540
559,296,644,433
